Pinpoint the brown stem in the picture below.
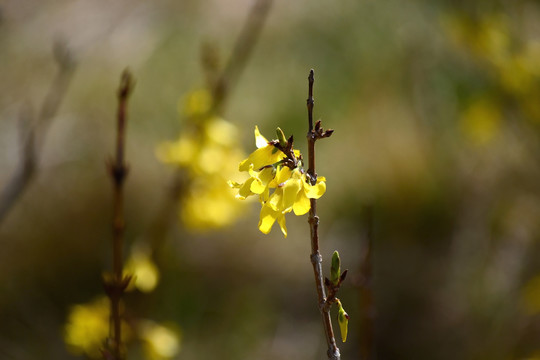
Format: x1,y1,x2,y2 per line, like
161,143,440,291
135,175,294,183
306,69,340,360
105,70,134,360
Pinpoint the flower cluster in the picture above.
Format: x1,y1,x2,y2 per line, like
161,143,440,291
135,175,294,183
229,126,326,237
157,89,246,229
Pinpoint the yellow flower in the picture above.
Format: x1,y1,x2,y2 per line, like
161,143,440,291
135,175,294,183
157,89,248,230
231,126,327,237
125,245,160,293
140,320,181,360
64,296,129,358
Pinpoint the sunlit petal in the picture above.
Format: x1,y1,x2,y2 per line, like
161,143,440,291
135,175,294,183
293,191,311,215
277,214,288,238
259,204,277,234
255,126,269,148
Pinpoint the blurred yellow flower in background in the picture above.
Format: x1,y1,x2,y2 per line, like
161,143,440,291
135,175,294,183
125,244,160,293
64,296,125,358
459,97,501,145
443,11,540,135
140,321,181,360
157,89,246,229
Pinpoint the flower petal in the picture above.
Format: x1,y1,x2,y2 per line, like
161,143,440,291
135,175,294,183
268,188,283,212
281,178,302,213
255,126,269,149
277,214,288,238
239,146,282,172
258,204,277,234
275,166,292,185
304,177,326,199
293,191,311,215
237,178,255,199
248,167,275,194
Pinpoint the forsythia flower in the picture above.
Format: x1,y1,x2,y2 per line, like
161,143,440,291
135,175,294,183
64,296,128,358
125,244,160,293
229,126,326,237
140,320,182,360
157,90,246,229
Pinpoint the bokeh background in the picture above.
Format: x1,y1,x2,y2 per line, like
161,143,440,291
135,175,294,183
2,0,540,359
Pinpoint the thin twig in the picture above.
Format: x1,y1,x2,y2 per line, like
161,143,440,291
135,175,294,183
306,69,340,360
104,70,134,360
0,41,76,224
211,0,273,115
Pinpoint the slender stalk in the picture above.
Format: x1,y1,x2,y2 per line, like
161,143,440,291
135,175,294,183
306,69,341,360
105,70,134,360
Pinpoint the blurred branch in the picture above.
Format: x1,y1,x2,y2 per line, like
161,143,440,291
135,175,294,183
0,41,76,224
306,69,341,360
103,70,134,360
211,0,273,115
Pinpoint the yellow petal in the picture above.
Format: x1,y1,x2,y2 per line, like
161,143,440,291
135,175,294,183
239,146,282,172
258,204,277,234
293,191,311,215
249,167,275,194
255,126,269,148
277,214,288,237
260,186,270,203
237,178,255,199
281,178,302,213
304,177,326,199
268,188,283,212
275,166,292,185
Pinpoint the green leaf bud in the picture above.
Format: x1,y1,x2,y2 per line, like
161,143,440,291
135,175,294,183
276,127,287,147
330,250,341,285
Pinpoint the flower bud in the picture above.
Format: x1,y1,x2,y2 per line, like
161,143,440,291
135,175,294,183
330,250,340,285
337,301,349,342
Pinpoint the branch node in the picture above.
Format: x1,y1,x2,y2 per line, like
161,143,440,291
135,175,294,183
311,251,322,265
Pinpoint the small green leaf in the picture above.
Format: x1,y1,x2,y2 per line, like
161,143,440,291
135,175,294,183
330,251,340,285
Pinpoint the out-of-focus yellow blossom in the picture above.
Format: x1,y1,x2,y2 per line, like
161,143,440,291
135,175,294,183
442,13,510,65
125,245,160,293
443,12,540,127
181,89,212,118
140,321,181,360
460,97,501,145
64,296,129,358
230,126,327,237
157,89,246,229
182,176,245,228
